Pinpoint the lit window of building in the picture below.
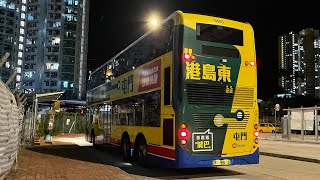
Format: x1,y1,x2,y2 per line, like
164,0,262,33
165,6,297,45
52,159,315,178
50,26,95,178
16,67,22,73
21,13,25,19
18,59,23,66
16,75,21,82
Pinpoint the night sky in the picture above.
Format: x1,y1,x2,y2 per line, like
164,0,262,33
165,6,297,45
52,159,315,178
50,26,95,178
87,0,320,100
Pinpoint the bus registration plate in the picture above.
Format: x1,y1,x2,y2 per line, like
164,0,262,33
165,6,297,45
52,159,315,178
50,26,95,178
212,159,231,166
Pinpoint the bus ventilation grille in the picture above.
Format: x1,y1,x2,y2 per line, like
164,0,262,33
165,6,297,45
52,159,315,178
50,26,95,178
193,112,249,130
186,83,234,106
232,87,254,107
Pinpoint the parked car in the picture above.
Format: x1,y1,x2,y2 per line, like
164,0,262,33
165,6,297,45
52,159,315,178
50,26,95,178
259,123,282,133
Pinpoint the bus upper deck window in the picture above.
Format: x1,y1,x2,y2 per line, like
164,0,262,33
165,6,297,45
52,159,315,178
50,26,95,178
196,23,243,46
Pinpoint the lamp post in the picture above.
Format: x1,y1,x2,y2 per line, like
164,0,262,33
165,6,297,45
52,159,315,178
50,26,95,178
275,104,280,139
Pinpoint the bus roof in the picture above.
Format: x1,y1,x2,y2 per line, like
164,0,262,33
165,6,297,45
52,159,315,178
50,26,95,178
90,10,251,76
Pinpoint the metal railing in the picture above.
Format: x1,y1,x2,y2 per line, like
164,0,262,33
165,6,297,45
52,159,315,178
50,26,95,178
280,106,320,142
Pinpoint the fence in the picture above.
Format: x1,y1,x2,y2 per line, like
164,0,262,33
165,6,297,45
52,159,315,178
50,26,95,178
38,111,86,136
0,80,23,178
271,106,320,143
20,107,34,145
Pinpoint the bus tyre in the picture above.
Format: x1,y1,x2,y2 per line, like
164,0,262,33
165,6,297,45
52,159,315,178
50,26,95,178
134,138,147,167
272,130,275,133
121,137,131,162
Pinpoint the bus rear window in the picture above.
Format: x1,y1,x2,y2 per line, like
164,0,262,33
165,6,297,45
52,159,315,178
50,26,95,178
196,23,243,46
202,45,240,58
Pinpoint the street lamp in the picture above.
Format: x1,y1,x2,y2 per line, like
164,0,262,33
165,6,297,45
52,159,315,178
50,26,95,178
150,19,158,26
138,12,161,30
147,16,160,29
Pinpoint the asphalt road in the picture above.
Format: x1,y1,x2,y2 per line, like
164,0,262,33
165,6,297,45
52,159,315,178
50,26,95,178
90,144,320,180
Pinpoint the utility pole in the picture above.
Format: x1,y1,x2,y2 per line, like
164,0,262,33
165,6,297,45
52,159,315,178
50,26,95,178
275,104,280,139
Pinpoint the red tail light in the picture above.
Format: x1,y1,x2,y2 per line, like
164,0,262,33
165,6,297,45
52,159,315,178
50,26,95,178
180,130,187,138
183,53,191,61
183,53,195,61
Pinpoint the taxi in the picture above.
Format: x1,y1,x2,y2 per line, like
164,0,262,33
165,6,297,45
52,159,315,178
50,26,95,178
259,123,282,133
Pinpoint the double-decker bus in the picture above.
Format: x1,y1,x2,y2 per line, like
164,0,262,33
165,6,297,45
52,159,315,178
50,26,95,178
86,10,259,168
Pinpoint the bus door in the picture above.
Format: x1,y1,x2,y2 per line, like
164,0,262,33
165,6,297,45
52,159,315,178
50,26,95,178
93,111,104,144
162,65,175,147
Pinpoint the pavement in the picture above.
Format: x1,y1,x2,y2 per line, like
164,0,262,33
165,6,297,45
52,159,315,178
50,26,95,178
4,134,135,180
3,133,320,180
259,133,320,163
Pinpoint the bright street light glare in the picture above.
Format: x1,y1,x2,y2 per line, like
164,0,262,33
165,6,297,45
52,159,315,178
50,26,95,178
146,12,161,29
151,19,157,25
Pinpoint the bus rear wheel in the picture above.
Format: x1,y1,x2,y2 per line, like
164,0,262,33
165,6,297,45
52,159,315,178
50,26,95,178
121,137,131,162
134,138,147,167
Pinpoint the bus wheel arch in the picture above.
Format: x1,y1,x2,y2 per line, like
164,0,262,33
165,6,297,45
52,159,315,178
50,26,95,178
121,132,131,162
133,133,147,166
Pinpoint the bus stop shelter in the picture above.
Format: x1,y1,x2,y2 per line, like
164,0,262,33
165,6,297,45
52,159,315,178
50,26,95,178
30,91,65,145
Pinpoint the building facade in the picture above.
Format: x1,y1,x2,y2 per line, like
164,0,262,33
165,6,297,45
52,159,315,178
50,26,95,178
21,0,89,100
0,0,26,90
278,28,320,98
